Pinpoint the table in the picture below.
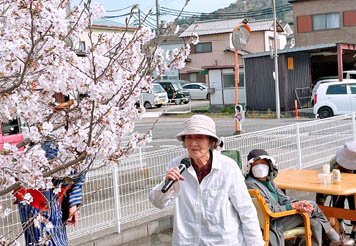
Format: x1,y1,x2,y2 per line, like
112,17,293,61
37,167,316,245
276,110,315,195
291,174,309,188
274,169,356,221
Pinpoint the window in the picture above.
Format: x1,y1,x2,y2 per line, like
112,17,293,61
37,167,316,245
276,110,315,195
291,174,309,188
79,41,86,51
297,16,312,33
344,10,356,26
195,42,212,53
350,84,356,94
223,73,244,88
184,84,199,89
189,73,197,82
326,84,347,95
313,13,340,31
1,119,21,135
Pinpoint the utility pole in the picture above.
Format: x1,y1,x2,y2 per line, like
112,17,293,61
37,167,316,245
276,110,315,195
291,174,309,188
272,0,281,119
156,0,160,35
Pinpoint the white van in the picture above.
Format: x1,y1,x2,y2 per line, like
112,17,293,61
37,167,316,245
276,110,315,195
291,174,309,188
313,79,356,118
138,83,168,109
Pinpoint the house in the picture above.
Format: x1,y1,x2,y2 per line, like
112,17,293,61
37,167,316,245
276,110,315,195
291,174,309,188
290,0,356,47
179,18,287,109
73,18,137,55
153,34,185,80
55,19,137,103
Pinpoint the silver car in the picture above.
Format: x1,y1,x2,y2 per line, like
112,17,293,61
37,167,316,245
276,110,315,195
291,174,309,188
183,83,210,100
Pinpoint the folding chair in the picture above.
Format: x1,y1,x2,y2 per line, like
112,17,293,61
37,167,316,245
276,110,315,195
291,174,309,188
248,189,312,246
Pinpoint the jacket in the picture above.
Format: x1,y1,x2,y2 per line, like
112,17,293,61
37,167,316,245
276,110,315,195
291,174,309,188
150,150,264,246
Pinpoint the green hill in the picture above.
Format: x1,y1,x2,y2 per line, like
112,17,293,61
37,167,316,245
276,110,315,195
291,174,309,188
174,0,293,27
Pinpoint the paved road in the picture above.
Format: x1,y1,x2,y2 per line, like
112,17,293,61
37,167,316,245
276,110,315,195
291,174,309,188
135,116,314,152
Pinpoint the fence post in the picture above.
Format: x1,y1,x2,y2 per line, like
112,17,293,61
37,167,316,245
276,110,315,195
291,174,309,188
112,166,121,233
295,123,302,169
139,147,143,169
353,112,356,141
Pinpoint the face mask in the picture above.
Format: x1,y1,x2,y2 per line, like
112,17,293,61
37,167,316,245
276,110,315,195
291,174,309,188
252,164,269,178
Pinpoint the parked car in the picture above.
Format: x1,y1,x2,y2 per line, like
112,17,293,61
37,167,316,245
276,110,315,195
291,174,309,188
311,72,356,105
313,79,356,118
156,80,190,104
136,83,168,109
311,78,339,105
183,83,210,100
343,70,356,79
0,118,24,151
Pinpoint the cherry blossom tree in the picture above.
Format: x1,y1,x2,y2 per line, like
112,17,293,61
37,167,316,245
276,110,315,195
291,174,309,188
0,0,197,244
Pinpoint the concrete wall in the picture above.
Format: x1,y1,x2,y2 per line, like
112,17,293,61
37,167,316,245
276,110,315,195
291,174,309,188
292,0,356,46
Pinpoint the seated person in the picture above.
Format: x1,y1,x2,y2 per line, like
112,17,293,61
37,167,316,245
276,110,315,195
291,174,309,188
316,141,356,239
245,149,354,246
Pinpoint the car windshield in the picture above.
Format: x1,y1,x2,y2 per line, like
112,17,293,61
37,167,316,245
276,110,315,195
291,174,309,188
153,84,165,93
172,82,183,90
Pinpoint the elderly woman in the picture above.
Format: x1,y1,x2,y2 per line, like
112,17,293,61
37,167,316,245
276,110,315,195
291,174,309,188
245,149,354,246
149,115,263,246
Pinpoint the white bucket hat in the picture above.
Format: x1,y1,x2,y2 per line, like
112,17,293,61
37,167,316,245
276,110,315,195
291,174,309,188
336,141,356,170
176,115,221,147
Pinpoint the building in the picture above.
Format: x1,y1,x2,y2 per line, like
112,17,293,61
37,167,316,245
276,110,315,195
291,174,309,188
179,18,287,108
73,18,137,55
243,43,356,111
153,34,185,80
290,0,356,47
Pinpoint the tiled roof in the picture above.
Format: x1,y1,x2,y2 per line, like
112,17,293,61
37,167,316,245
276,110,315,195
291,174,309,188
180,18,284,38
179,18,245,37
248,19,274,32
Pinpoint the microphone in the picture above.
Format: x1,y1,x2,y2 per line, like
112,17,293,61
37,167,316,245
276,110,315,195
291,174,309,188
161,158,191,193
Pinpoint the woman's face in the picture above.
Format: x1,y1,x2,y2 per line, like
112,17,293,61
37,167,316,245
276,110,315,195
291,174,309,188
251,159,270,180
184,134,212,161
251,159,269,168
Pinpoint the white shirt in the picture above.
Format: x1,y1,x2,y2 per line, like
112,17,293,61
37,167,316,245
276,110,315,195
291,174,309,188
149,150,264,246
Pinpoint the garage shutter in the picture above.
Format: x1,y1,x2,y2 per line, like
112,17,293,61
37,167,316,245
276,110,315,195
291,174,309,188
344,10,356,26
297,15,312,33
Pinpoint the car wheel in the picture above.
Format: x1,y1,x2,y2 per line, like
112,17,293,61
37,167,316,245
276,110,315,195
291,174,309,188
318,107,333,119
175,99,180,105
156,104,162,108
206,93,210,100
144,102,152,109
183,101,189,104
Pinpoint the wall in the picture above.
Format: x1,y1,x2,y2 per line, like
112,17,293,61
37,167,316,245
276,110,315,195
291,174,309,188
209,68,246,109
180,33,242,74
245,52,311,111
158,43,184,79
293,0,356,46
244,32,265,53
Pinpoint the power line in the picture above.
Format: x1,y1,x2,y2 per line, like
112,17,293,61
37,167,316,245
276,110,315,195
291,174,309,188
106,5,134,13
158,5,292,20
160,4,292,17
103,13,133,19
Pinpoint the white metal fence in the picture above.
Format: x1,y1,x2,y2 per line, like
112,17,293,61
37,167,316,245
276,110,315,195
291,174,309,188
1,114,356,243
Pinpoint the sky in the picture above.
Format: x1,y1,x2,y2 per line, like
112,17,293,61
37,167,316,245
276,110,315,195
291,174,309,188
92,0,237,26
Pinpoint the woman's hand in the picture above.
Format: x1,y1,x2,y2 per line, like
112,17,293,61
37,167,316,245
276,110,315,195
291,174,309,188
166,167,184,182
291,200,314,213
66,205,78,226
